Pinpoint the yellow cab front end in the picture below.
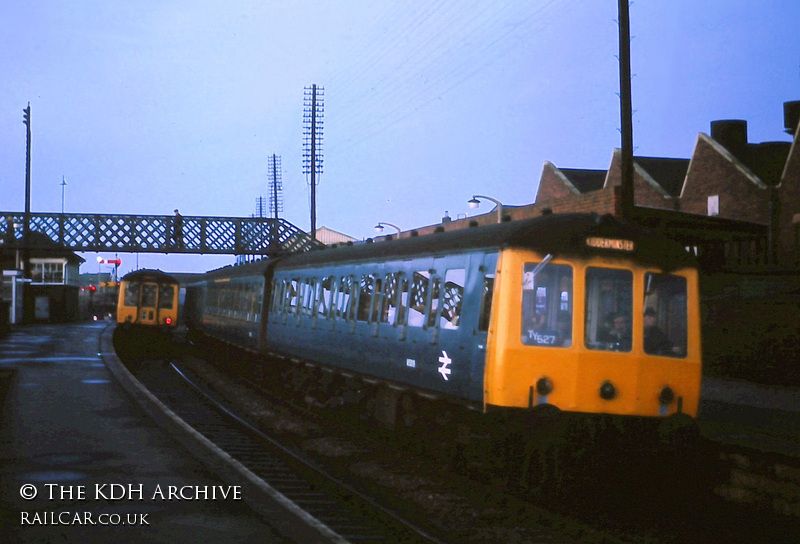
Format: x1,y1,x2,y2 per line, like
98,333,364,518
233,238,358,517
483,247,702,419
117,279,179,329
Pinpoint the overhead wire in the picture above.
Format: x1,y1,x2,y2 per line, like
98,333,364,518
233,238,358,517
323,0,590,157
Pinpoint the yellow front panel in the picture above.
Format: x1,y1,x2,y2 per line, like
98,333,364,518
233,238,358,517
483,249,701,417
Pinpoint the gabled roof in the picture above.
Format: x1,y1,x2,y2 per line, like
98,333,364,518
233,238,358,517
0,231,85,264
559,169,607,193
633,157,690,198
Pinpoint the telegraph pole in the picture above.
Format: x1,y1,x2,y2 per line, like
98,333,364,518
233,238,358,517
22,102,32,279
618,0,634,220
268,154,283,221
303,85,324,239
267,154,283,255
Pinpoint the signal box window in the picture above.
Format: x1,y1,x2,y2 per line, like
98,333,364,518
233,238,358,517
521,262,572,347
643,273,687,358
585,267,633,351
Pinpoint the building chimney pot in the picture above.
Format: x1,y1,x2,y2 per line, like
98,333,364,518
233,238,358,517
784,101,800,136
710,120,748,151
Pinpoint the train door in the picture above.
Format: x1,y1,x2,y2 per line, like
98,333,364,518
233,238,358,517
422,256,471,397
471,252,498,370
137,280,159,325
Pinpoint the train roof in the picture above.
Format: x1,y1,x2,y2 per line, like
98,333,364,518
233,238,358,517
120,269,179,283
277,213,697,272
189,259,272,283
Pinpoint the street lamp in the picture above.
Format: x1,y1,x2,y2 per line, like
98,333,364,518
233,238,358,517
468,194,504,223
374,222,402,235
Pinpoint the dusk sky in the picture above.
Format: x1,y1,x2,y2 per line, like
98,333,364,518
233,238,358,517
2,1,798,275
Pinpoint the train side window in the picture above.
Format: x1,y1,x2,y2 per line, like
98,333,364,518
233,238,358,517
408,271,429,327
302,278,316,316
346,276,359,322
272,280,283,314
357,274,374,322
440,269,465,329
380,273,400,324
270,280,279,313
255,283,263,321
289,279,300,313
247,283,255,320
521,262,572,347
584,267,633,352
370,276,383,323
124,282,140,306
335,276,350,320
643,273,687,358
233,284,242,317
478,273,494,332
318,276,332,317
158,284,175,309
397,276,409,326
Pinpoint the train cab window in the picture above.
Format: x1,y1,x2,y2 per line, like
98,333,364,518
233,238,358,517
643,273,687,357
158,284,175,309
584,267,633,352
141,284,157,308
440,269,465,329
124,283,140,306
521,261,572,347
408,271,429,327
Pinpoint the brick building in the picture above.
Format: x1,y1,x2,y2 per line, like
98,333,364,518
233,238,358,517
0,231,84,323
397,100,800,271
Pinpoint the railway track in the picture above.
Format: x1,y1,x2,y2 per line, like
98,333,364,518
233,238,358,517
112,330,606,544
125,356,445,544
115,331,800,543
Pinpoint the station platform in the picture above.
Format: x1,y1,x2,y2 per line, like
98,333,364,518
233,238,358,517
0,322,290,543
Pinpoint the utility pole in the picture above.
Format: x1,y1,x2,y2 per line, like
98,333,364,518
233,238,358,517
267,153,283,255
268,154,283,221
618,0,634,220
22,102,32,279
303,85,324,239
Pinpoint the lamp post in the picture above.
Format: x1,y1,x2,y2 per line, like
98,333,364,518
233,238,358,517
468,194,504,223
374,222,402,236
